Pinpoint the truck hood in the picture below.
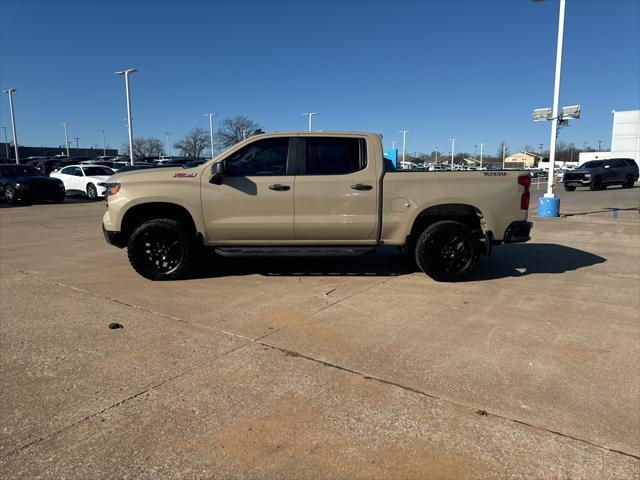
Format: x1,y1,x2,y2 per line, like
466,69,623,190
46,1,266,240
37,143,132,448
112,166,193,182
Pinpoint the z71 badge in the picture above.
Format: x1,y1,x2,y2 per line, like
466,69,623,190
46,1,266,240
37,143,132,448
174,172,197,178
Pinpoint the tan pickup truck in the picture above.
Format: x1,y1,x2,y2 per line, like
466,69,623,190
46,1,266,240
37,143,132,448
102,132,532,281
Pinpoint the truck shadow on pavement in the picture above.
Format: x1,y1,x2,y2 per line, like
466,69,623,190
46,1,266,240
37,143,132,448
197,248,413,278
470,243,606,280
193,244,605,280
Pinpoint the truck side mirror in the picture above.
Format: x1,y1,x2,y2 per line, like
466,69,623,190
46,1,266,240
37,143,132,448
210,161,224,184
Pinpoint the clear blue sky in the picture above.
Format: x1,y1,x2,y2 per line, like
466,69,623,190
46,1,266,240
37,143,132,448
1,0,639,156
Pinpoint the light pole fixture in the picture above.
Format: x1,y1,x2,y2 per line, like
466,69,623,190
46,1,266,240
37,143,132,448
204,113,216,159
399,130,409,169
302,112,318,132
532,0,571,218
448,138,456,169
479,143,484,168
3,88,19,163
115,68,138,165
63,122,70,157
98,129,106,155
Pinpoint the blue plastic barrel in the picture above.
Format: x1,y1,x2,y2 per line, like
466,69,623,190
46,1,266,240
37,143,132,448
538,196,560,218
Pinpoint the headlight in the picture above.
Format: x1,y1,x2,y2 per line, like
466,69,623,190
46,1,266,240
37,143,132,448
99,182,121,197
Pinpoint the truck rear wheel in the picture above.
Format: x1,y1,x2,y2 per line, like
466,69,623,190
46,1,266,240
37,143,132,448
127,219,196,280
414,220,478,282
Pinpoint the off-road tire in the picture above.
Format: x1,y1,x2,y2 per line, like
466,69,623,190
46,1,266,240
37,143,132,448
86,183,98,200
414,220,478,282
127,219,197,281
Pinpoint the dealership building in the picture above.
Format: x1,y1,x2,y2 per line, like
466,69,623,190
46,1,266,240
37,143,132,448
578,109,640,165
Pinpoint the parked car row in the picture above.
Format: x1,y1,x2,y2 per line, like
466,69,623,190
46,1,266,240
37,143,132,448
1,156,208,204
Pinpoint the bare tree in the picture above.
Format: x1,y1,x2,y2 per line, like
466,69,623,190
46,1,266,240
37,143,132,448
216,115,262,149
174,128,210,159
522,144,534,153
122,137,165,158
497,141,510,159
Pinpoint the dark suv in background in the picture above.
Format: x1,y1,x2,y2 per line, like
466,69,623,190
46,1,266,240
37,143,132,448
563,158,639,191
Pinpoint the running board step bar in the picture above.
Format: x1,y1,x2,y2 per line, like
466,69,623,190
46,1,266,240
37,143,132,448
214,247,377,257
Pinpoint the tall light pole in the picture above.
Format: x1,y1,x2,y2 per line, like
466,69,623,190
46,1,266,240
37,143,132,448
391,140,396,150
435,146,438,164
115,68,138,165
165,132,172,157
74,137,80,149
204,113,216,159
539,0,566,198
502,144,506,169
479,143,484,168
302,112,318,131
63,122,70,157
399,130,409,169
98,129,106,155
3,88,19,163
1,126,9,160
448,138,456,169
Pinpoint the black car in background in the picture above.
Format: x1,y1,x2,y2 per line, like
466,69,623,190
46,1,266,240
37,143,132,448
0,164,66,204
34,158,64,176
563,158,639,191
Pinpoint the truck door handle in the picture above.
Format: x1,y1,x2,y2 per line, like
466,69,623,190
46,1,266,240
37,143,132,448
268,184,290,191
351,184,373,191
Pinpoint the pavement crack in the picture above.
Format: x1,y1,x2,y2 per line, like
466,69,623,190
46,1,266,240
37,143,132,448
1,342,249,459
227,333,640,462
255,275,399,342
14,273,640,462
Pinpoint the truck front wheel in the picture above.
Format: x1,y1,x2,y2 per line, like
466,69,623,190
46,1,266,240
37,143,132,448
414,220,478,282
127,218,197,280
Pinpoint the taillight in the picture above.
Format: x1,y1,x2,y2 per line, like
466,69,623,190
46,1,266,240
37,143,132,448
518,175,531,210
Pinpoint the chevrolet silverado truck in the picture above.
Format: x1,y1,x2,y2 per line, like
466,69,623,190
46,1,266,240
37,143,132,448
102,132,532,281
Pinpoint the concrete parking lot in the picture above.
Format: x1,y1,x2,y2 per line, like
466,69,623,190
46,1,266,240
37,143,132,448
1,185,639,479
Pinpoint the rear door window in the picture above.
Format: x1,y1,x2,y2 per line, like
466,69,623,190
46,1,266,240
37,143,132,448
60,166,78,175
304,137,366,175
611,159,627,168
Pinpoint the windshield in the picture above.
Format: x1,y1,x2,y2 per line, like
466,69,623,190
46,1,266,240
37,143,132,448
0,165,38,178
581,161,603,169
83,166,114,176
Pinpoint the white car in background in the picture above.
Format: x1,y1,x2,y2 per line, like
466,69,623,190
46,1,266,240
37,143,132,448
50,165,115,200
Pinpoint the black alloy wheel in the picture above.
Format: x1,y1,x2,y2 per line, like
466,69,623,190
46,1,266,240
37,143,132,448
414,220,478,282
127,219,196,280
